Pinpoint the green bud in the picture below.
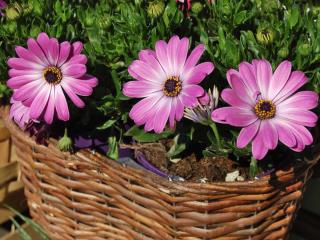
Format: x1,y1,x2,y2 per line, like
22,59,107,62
256,27,275,45
6,7,20,20
278,47,289,58
147,0,165,18
4,21,17,34
261,0,279,12
297,43,311,56
191,2,203,14
58,128,73,152
30,26,41,38
98,15,111,30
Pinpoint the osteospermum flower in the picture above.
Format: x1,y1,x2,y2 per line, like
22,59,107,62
123,35,214,133
0,0,7,16
7,32,98,124
9,98,31,129
212,60,318,160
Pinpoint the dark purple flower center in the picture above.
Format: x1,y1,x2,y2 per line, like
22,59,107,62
254,100,276,119
43,66,62,85
163,76,182,97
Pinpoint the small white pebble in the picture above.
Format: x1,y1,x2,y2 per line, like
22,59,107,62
225,170,239,182
236,175,245,182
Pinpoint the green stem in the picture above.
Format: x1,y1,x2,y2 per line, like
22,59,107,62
249,156,258,179
209,122,221,149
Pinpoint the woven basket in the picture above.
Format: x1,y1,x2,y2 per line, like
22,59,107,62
1,107,319,240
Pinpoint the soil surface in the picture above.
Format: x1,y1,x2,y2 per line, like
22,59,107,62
134,142,249,182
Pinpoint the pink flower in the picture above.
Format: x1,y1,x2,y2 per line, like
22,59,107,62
7,32,98,124
10,98,31,129
212,60,318,160
123,35,214,133
176,0,191,11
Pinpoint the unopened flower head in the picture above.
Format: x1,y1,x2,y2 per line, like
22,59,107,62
184,86,219,125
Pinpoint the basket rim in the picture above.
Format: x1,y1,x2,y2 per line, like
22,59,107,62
1,105,319,192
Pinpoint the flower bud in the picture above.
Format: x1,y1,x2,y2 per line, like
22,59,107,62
5,6,19,20
191,2,203,14
98,15,111,30
256,27,275,45
278,47,289,58
58,128,73,152
297,43,311,56
147,0,165,18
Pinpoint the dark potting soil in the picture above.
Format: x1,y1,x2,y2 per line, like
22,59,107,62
134,142,249,182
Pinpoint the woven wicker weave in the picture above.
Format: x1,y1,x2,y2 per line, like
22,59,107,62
1,107,319,240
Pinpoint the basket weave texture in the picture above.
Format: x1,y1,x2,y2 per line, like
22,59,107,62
1,107,319,240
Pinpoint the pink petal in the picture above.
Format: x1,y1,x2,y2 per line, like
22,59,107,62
57,41,71,67
236,121,260,148
238,61,258,94
72,41,83,55
167,35,180,75
61,82,85,108
256,60,272,99
176,37,189,74
7,58,43,70
183,44,205,72
260,120,278,150
47,38,59,65
9,69,40,77
277,91,319,110
139,49,156,62
62,77,95,96
61,64,86,78
29,85,51,119
183,62,214,84
269,60,292,100
78,75,98,87
212,107,257,127
155,40,170,76
252,132,268,160
123,80,161,98
37,32,51,59
55,85,70,121
221,88,251,109
179,94,198,108
274,71,308,103
15,46,46,66
128,60,164,83
7,75,41,89
44,87,55,124
136,51,166,81
182,85,204,98
169,97,177,128
27,38,49,65
228,70,255,105
273,120,296,148
66,54,87,65
12,80,44,102
153,98,172,133
175,97,184,121
277,110,318,127
129,93,162,125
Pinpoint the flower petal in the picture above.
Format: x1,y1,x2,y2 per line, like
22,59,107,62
277,91,319,110
123,80,161,98
61,81,85,108
182,85,204,98
167,35,180,75
153,98,172,133
57,41,71,67
44,86,55,124
128,60,164,83
252,131,268,160
260,120,278,150
155,40,170,76
236,121,260,148
15,46,46,66
269,60,292,100
278,109,318,127
256,60,272,99
238,61,258,94
37,32,51,59
221,88,251,109
273,120,297,148
183,44,205,72
29,85,51,119
61,64,86,78
183,62,214,84
55,85,70,121
7,75,41,89
27,38,49,65
212,107,257,127
47,38,59,65
7,58,43,70
12,80,44,102
177,37,189,75
72,41,83,55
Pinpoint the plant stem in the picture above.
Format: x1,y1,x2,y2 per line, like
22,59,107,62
249,156,258,179
209,122,221,149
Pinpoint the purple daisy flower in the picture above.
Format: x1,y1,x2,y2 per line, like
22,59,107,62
0,0,7,16
212,59,319,160
123,35,214,133
7,32,98,124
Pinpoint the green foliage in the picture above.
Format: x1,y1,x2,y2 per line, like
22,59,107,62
0,0,319,159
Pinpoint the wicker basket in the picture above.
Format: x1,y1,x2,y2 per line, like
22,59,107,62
1,107,319,240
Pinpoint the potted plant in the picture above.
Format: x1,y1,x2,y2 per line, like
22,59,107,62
0,0,319,239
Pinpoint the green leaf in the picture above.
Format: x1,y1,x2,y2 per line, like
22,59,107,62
107,136,119,160
234,10,247,25
6,205,50,240
124,125,173,142
111,70,121,97
167,135,186,158
286,6,299,29
10,218,32,240
97,119,117,130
